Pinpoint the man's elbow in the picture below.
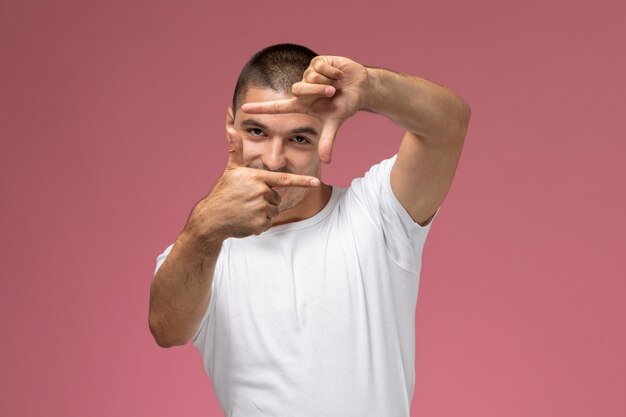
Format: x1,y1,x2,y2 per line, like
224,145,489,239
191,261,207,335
443,87,471,126
453,100,471,141
462,101,471,125
149,315,190,348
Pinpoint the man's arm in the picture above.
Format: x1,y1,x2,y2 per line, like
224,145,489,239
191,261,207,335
149,129,320,347
240,56,471,225
149,229,222,348
361,68,471,226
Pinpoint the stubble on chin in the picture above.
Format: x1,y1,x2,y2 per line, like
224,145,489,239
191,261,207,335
276,187,307,213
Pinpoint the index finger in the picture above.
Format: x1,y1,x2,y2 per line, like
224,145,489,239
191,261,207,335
317,119,341,164
241,98,301,114
256,170,321,188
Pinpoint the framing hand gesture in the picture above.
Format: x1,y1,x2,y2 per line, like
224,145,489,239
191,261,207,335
241,56,369,163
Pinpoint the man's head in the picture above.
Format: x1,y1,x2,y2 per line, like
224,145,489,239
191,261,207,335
232,44,318,115
227,44,328,220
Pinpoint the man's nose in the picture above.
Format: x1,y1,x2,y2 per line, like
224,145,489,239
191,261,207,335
261,137,287,171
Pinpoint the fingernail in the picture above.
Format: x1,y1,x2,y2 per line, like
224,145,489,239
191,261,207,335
310,178,320,186
325,86,335,96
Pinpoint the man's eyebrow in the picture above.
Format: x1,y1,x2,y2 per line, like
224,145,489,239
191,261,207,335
240,118,319,137
241,118,268,129
289,127,319,137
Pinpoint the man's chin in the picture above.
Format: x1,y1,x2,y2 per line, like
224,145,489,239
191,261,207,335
277,191,306,213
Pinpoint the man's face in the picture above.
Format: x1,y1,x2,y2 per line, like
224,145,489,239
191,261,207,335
229,87,325,213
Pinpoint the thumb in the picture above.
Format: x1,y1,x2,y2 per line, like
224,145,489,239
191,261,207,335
226,127,244,168
318,119,341,164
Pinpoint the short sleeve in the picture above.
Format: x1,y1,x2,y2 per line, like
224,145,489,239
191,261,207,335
154,243,175,275
348,154,439,271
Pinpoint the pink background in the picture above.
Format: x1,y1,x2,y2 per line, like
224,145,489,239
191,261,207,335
1,0,625,416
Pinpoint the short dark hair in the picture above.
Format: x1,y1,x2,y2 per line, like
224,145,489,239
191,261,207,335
232,43,318,113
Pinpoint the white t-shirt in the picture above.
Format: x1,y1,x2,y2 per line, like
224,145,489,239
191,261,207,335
155,154,438,417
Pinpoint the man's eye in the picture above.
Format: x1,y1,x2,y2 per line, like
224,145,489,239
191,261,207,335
248,128,263,136
291,136,309,144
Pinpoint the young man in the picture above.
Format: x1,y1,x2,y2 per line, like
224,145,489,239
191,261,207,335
149,43,470,416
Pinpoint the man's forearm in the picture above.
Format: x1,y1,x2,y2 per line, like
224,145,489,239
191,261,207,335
148,229,222,348
361,67,471,143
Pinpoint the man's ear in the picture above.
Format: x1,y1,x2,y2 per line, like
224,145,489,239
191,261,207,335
226,106,235,143
226,106,235,140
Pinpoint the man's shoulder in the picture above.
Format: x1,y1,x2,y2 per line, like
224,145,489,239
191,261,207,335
345,154,397,194
350,154,397,183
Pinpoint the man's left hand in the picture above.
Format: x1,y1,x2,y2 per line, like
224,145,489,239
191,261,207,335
241,55,369,163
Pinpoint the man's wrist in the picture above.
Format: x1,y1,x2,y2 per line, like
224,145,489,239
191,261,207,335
360,67,383,112
182,205,228,248
360,66,400,115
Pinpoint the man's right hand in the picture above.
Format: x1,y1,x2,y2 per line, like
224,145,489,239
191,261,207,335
185,128,321,240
